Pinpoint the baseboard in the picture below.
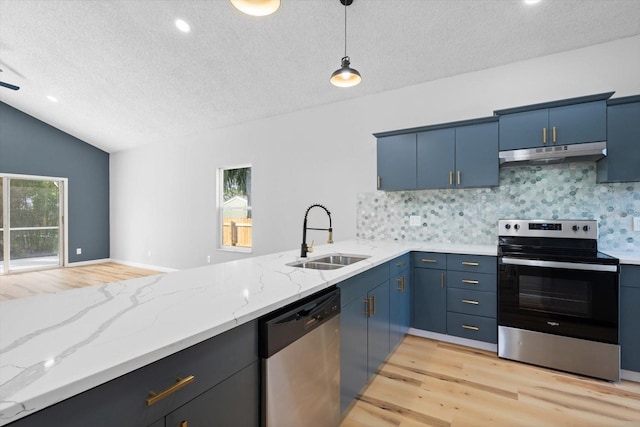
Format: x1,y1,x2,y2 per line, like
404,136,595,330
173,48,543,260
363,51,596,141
66,258,111,267
110,259,178,273
407,327,498,353
622,369,640,383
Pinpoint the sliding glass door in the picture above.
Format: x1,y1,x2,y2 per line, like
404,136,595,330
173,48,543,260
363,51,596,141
1,175,65,274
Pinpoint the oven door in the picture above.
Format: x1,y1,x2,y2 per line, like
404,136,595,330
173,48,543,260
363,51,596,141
498,257,619,344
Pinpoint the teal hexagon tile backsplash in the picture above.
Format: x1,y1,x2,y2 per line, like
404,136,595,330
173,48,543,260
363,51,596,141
357,162,639,251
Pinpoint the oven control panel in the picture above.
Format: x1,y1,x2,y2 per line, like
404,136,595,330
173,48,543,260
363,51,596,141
498,219,598,239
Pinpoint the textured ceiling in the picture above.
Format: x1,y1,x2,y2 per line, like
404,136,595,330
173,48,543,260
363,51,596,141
1,0,639,153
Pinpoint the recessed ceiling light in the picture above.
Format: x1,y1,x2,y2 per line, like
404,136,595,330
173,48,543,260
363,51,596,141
175,18,190,33
47,95,58,103
524,0,541,4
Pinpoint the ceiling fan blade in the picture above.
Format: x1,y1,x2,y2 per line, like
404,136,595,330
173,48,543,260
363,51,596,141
0,81,20,90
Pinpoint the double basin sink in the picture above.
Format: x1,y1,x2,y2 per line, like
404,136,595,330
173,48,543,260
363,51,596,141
288,253,370,270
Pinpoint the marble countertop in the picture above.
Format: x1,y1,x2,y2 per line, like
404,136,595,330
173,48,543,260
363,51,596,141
601,249,640,265
0,239,495,425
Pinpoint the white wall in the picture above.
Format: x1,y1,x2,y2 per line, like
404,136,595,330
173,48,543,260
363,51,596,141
110,36,640,270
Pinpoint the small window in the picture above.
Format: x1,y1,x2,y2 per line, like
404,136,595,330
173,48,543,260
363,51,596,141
219,166,252,252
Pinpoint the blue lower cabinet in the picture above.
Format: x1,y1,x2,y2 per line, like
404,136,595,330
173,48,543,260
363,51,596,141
413,267,447,333
367,281,391,378
620,265,640,372
338,266,392,414
446,312,497,343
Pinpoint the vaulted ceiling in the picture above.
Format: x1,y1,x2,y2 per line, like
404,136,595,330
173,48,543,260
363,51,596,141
1,0,639,153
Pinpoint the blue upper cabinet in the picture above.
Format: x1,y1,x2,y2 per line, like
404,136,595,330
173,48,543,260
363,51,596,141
376,133,417,190
597,95,640,183
455,122,499,188
377,117,498,191
417,128,455,189
496,92,612,151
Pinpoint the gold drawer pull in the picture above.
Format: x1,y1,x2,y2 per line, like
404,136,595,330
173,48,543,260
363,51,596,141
449,171,453,186
543,127,547,144
364,298,371,317
371,295,376,316
462,279,479,284
462,299,479,305
462,261,479,266
397,276,406,292
440,272,445,288
396,261,405,267
552,126,557,143
462,325,479,331
422,258,438,263
377,176,381,189
147,375,195,406
457,170,461,185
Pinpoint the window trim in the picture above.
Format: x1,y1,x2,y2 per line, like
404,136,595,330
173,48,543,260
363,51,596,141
217,164,252,254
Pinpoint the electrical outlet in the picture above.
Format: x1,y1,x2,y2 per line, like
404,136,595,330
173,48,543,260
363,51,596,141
634,217,640,232
147,250,152,257
76,248,82,255
409,215,421,227
207,255,211,264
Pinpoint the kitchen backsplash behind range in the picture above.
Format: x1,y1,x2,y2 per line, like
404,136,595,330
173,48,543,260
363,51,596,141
357,162,639,251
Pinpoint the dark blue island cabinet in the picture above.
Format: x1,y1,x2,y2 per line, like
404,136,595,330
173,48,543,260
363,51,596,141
7,321,259,427
495,92,612,151
337,263,391,414
597,95,640,183
375,117,499,191
620,265,640,373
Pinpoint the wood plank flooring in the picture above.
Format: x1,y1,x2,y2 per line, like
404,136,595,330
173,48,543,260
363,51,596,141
341,335,640,427
0,263,163,301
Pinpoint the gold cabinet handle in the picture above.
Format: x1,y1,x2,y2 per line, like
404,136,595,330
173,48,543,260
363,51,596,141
449,171,453,186
396,261,405,267
462,299,479,305
147,375,195,406
462,279,479,284
377,176,381,189
543,127,547,144
457,170,461,185
371,295,376,316
364,298,371,317
397,276,406,292
462,261,479,266
440,272,445,288
552,126,557,143
462,325,479,331
421,258,438,263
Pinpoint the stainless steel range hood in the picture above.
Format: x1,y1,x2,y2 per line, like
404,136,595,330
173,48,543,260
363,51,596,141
499,141,607,166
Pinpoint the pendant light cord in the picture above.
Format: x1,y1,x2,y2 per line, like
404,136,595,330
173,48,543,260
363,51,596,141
343,0,347,58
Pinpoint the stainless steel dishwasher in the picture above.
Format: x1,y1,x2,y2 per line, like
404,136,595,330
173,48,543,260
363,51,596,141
260,287,341,427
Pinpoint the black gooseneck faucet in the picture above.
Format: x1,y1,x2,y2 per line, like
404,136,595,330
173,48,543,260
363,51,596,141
301,204,333,257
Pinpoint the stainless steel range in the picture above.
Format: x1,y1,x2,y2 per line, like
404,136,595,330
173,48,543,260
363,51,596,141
497,219,620,381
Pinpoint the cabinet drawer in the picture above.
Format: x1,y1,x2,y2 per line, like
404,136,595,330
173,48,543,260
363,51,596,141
447,288,496,318
390,253,411,276
447,271,496,292
446,312,497,343
413,252,447,269
338,263,389,306
446,254,496,274
8,321,258,427
620,265,640,288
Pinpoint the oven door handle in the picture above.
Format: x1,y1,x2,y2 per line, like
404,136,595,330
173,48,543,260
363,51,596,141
500,257,618,273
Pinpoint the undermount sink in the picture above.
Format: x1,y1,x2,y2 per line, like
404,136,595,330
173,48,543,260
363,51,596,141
288,253,370,270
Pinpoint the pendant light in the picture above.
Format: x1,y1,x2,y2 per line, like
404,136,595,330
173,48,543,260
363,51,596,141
230,0,280,17
330,0,361,87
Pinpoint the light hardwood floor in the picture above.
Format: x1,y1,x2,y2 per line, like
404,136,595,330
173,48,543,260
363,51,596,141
341,335,640,427
0,263,163,301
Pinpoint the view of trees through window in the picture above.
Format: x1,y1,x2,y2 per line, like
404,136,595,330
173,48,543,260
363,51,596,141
221,167,252,249
1,176,62,273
